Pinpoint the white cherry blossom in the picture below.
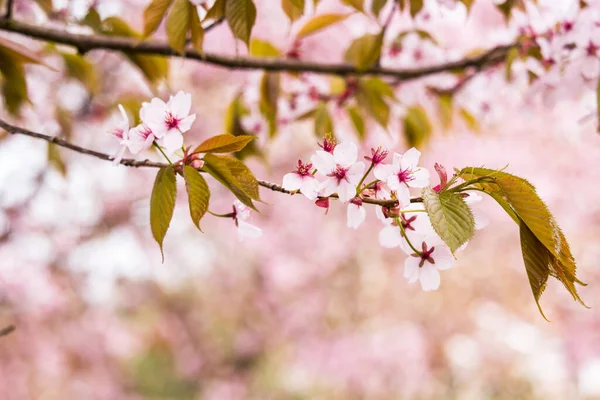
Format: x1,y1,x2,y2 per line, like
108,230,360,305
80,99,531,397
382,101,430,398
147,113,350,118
233,200,262,241
281,160,319,200
311,142,365,203
400,235,454,292
374,148,430,207
347,197,365,229
110,104,130,165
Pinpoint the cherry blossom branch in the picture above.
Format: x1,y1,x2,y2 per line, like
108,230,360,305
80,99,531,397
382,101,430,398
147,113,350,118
0,18,516,81
0,325,15,337
0,118,412,207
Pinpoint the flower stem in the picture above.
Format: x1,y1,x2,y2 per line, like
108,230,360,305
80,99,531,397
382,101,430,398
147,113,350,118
153,142,173,165
396,218,422,256
208,210,234,218
356,163,374,195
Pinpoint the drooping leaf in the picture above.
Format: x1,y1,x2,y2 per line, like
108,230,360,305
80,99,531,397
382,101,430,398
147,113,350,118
341,0,364,12
202,153,257,209
403,105,432,148
356,77,394,128
189,2,205,53
165,0,190,54
142,0,174,38
48,143,67,176
282,0,305,22
205,0,226,20
422,187,475,253
520,221,552,320
259,72,280,137
457,167,587,307
314,102,333,137
218,155,261,201
62,52,99,93
409,0,423,17
0,54,28,116
183,166,210,230
250,39,281,58
193,134,256,154
150,167,177,261
344,31,384,71
438,93,453,130
296,13,350,39
371,0,387,17
347,106,365,139
225,0,257,47
0,36,52,67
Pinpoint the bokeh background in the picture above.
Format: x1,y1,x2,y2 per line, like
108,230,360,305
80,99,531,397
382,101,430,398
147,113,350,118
1,0,599,399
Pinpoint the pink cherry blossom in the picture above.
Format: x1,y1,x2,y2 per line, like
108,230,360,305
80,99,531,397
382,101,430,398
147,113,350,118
378,203,434,248
572,25,600,80
126,123,155,154
282,160,319,200
310,142,365,203
110,104,130,165
401,237,454,292
347,197,365,229
374,148,430,207
233,200,262,241
140,91,196,153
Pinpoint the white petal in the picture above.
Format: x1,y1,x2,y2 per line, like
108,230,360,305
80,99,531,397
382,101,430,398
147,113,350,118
419,264,441,291
178,114,196,133
333,142,358,167
346,162,365,185
320,178,339,197
432,245,454,270
118,104,129,125
408,168,430,188
403,257,421,283
237,220,262,240
581,56,600,79
282,173,303,191
395,184,411,208
168,91,192,118
300,178,320,200
127,127,153,154
311,151,335,175
161,130,184,153
374,163,393,181
379,226,402,248
392,152,403,170
464,192,483,205
347,204,366,229
400,147,421,170
141,98,168,128
111,145,127,166
336,180,356,202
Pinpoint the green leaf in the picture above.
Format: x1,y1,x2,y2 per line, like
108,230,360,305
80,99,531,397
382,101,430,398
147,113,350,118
520,221,552,320
150,167,177,261
457,167,587,307
314,102,333,137
347,106,365,139
143,0,174,38
0,53,28,116
165,0,190,54
219,155,261,201
296,13,350,39
505,46,519,82
282,0,305,22
62,52,99,93
189,2,204,53
193,134,255,153
225,0,257,47
259,72,280,137
409,0,423,17
496,0,516,21
250,39,281,58
0,36,52,66
224,93,263,160
422,187,475,253
205,0,225,20
183,166,210,230
459,0,475,13
356,77,393,128
341,0,364,12
403,105,432,148
438,93,453,130
47,143,66,176
202,153,257,209
459,107,479,132
371,0,387,17
344,31,384,71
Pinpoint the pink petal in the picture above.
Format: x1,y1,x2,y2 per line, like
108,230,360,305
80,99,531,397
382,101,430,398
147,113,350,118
408,168,430,188
419,264,441,291
400,147,421,171
333,142,358,167
379,226,402,248
347,203,366,229
168,91,192,118
178,114,196,133
237,220,262,240
160,130,184,153
403,257,420,283
300,178,320,200
346,162,365,185
282,173,303,191
311,151,335,175
336,180,356,202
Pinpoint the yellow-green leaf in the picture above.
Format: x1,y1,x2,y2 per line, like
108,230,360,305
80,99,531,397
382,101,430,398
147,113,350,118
0,36,51,66
371,0,387,17
423,187,475,253
62,52,99,93
183,166,210,230
189,2,204,52
282,0,305,22
520,221,552,320
356,77,393,128
296,13,350,39
218,155,261,201
403,105,432,148
143,0,174,38
225,0,257,47
0,54,28,116
193,134,256,153
250,39,281,58
459,0,475,13
205,0,225,20
150,167,177,261
347,106,365,139
314,102,333,137
459,107,479,132
202,153,257,209
344,31,384,71
259,72,280,137
438,93,453,130
166,0,190,54
341,0,364,12
409,0,423,17
48,143,66,176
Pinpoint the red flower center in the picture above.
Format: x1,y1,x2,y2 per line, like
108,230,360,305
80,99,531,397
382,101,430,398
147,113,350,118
397,169,414,183
329,164,349,183
411,242,436,268
165,112,180,130
295,160,313,177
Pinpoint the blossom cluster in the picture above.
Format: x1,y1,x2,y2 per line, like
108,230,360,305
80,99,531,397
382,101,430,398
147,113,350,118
282,137,486,291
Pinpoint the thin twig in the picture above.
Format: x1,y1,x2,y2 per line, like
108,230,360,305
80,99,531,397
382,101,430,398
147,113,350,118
0,119,413,207
204,17,224,33
3,0,14,19
0,325,15,337
0,19,517,81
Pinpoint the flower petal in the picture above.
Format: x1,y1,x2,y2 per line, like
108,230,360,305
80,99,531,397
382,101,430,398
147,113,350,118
178,114,196,133
237,220,262,240
168,91,192,118
374,163,392,181
320,177,339,197
311,151,335,175
336,180,356,202
333,142,358,167
282,173,303,191
347,203,366,229
419,264,441,291
346,162,365,185
395,184,411,208
408,168,430,188
403,257,421,283
379,226,402,248
433,245,454,270
300,178,320,200
400,147,421,170
161,130,184,153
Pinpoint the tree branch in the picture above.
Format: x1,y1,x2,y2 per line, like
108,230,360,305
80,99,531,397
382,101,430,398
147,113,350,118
3,0,14,20
0,18,516,81
0,325,15,337
0,118,408,207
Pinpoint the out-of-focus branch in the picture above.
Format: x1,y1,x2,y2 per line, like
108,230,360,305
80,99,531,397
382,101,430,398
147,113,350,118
0,18,516,81
0,325,15,337
3,0,14,19
0,119,409,207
